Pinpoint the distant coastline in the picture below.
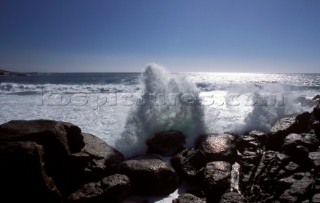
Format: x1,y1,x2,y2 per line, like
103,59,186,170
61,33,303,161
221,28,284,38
0,69,35,77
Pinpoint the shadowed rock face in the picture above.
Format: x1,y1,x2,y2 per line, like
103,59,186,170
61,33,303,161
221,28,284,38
0,119,85,195
0,141,63,203
196,134,237,162
170,148,207,183
172,193,206,203
67,133,125,188
67,174,130,203
116,155,180,196
203,161,231,201
146,130,186,156
0,119,84,156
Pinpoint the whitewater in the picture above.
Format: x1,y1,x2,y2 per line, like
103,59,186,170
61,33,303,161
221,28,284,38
0,64,319,158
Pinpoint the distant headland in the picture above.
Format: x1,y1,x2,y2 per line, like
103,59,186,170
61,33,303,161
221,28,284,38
0,69,35,77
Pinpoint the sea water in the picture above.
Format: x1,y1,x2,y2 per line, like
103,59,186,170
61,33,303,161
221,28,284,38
1,64,319,157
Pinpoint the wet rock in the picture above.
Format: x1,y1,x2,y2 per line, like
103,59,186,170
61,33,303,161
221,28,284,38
196,134,236,162
0,120,84,156
116,155,180,196
236,130,266,151
219,191,245,203
170,148,207,183
172,193,206,203
279,172,315,203
245,151,306,202
0,141,62,203
312,193,320,203
237,131,265,193
67,133,125,186
282,133,319,153
310,151,320,170
282,133,318,167
67,174,130,203
0,119,85,192
203,161,231,200
146,130,186,156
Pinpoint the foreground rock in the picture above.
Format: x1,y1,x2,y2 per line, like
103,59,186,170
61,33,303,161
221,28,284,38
171,148,207,183
69,133,125,184
203,161,231,201
67,174,130,203
219,191,245,203
196,134,237,162
0,120,85,194
0,120,126,200
0,141,63,203
146,130,186,156
172,193,206,203
116,155,180,196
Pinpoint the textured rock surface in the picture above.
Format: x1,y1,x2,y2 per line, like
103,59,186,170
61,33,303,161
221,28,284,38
0,141,62,203
116,155,180,196
172,193,206,203
196,134,236,162
146,130,186,156
170,148,207,183
203,161,231,200
67,174,130,203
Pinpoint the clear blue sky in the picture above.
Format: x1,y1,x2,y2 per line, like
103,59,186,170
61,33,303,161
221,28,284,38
0,0,320,72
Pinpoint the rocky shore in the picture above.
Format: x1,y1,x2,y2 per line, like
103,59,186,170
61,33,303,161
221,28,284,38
1,107,320,202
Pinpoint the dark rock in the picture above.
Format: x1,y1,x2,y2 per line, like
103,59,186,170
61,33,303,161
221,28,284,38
116,155,180,196
219,191,245,203
146,130,186,156
309,152,320,170
67,133,125,187
172,193,206,203
67,174,130,203
279,172,315,203
0,141,62,203
282,133,319,153
267,112,311,151
236,130,266,152
203,161,231,200
244,151,306,202
237,131,265,193
170,148,207,183
312,193,320,203
0,119,86,195
0,120,84,156
196,134,236,162
282,133,318,167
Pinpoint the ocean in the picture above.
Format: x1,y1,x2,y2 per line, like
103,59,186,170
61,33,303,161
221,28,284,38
1,65,319,158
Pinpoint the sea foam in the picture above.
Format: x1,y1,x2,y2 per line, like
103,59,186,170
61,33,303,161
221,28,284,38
115,64,205,157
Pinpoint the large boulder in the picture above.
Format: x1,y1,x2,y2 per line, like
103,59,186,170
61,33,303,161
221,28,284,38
279,172,315,202
267,112,311,151
146,130,186,156
203,161,231,200
68,133,125,184
282,133,319,167
0,119,85,195
67,174,130,203
196,134,237,162
170,148,207,183
236,131,265,193
282,133,319,153
245,151,311,202
236,130,266,151
0,141,62,203
172,193,206,203
116,155,180,196
219,191,245,203
0,120,84,155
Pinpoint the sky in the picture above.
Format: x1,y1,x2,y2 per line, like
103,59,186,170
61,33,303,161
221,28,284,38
0,0,320,73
